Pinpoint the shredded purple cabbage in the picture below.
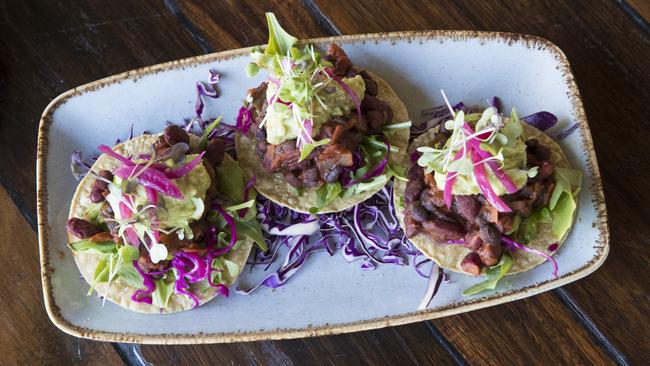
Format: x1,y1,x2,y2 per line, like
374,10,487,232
489,96,502,113
344,135,390,188
191,70,222,130
70,150,92,181
554,123,579,140
236,106,254,134
239,176,257,218
502,236,558,277
412,105,450,140
418,264,444,310
131,260,156,305
521,111,558,131
237,181,426,294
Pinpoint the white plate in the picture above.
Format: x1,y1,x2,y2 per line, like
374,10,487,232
37,31,608,344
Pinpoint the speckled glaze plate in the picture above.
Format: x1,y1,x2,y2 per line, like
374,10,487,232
37,31,608,344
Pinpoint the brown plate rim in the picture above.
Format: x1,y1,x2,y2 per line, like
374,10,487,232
36,30,609,344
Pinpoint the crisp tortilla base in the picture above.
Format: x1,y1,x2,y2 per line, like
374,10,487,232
68,134,253,314
236,72,410,214
394,123,577,276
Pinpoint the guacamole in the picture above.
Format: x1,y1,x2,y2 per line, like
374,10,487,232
264,75,366,145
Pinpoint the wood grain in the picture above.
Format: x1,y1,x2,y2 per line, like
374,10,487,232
140,322,459,365
175,0,329,50
312,0,649,363
626,0,650,22
0,186,124,365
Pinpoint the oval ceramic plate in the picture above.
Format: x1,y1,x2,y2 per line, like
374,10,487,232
37,31,608,344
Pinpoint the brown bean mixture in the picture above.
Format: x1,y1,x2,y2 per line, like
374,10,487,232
403,136,556,275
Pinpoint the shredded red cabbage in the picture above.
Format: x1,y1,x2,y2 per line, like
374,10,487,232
239,176,257,218
521,111,558,131
236,106,254,134
113,165,183,199
501,236,558,277
554,123,579,140
211,204,238,257
344,135,390,188
164,205,239,308
418,264,444,310
164,152,206,179
70,150,92,181
131,260,156,304
98,144,134,166
237,181,425,294
193,70,221,129
489,96,502,113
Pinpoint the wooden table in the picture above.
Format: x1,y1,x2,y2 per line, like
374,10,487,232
1,1,648,364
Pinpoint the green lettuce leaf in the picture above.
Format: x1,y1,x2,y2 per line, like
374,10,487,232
68,240,116,254
549,167,582,210
210,257,240,284
152,277,175,308
515,207,552,244
215,160,245,202
462,252,514,296
263,12,298,57
117,263,144,289
549,167,582,239
299,138,330,161
311,182,342,213
118,244,140,261
235,218,267,252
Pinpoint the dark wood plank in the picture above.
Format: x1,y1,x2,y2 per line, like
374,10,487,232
0,186,124,365
0,0,206,222
626,0,650,22
432,293,613,365
312,0,649,363
175,0,329,50
141,322,458,365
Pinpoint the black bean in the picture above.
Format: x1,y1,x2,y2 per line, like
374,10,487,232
364,78,378,96
66,218,100,239
163,125,189,145
205,138,225,165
